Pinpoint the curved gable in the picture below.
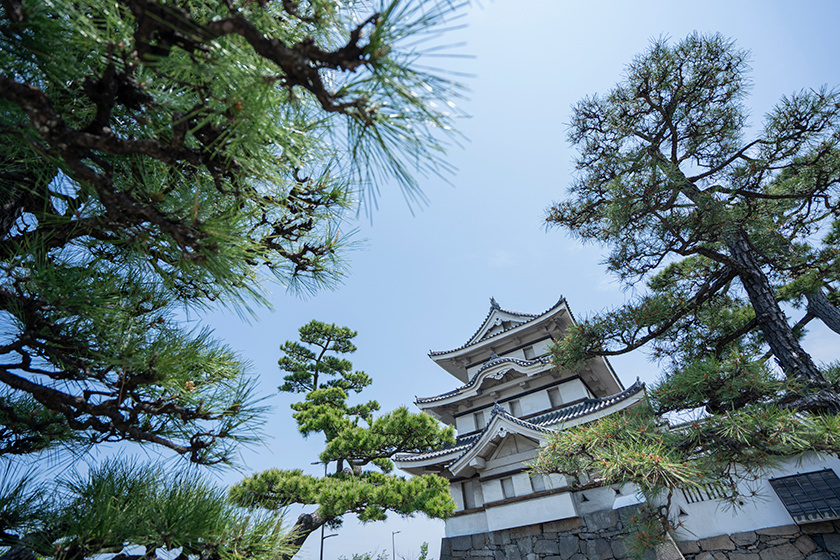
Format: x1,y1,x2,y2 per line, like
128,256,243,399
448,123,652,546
447,406,550,477
416,356,549,408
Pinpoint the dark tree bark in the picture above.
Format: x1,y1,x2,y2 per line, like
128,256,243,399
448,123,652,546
725,230,823,381
281,510,326,560
806,288,840,336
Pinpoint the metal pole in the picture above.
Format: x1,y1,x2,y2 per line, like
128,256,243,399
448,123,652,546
392,531,400,560
313,461,329,560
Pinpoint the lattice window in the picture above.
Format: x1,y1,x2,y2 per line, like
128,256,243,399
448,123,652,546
770,469,840,524
680,483,728,504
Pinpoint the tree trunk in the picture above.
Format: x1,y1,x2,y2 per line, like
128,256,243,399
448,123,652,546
806,288,840,335
279,510,326,560
725,230,824,382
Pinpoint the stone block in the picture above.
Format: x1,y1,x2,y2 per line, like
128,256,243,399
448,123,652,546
731,531,758,547
653,537,684,560
637,548,657,560
534,540,560,555
556,535,580,560
472,533,488,549
494,552,505,560
677,540,701,555
729,553,759,560
451,536,473,551
586,538,614,559
542,518,584,533
616,505,643,525
822,533,840,554
699,535,736,551
758,543,804,560
801,522,835,534
610,536,631,559
510,524,542,539
586,509,620,531
441,538,453,557
805,553,834,560
504,544,522,560
755,524,799,537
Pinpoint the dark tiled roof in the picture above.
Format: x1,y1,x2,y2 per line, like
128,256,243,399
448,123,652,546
477,356,546,374
394,433,481,463
428,297,566,357
398,380,645,467
525,379,645,428
415,356,549,404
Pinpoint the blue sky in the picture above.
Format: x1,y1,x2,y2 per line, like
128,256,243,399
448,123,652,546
188,1,840,558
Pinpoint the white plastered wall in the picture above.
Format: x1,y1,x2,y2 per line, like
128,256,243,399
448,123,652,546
667,453,840,541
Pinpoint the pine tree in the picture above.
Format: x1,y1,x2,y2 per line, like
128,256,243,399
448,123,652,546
229,321,455,560
1,460,296,560
0,0,463,558
535,32,840,549
0,0,462,463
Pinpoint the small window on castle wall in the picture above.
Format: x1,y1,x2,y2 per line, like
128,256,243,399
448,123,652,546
501,477,515,499
547,387,562,408
509,399,522,417
530,474,546,493
523,346,535,360
462,480,477,510
473,411,484,431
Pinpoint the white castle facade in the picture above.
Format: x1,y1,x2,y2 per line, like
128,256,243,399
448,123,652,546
394,298,840,560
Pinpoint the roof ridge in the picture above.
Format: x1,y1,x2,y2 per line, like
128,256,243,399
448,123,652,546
415,355,549,404
397,380,646,467
429,297,566,357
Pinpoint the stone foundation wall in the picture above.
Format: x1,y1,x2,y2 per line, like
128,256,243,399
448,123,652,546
676,520,840,560
439,507,652,560
439,509,840,560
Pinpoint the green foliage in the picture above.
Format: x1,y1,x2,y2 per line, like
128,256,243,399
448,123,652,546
546,32,840,386
0,460,294,560
279,321,372,394
0,0,463,464
339,552,389,560
231,321,455,557
1,1,464,559
230,467,452,524
539,32,840,551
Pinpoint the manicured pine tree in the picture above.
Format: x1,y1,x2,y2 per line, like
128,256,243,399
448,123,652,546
535,32,840,549
229,321,455,560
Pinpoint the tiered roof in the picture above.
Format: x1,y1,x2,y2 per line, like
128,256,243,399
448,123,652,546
396,380,645,475
427,298,574,383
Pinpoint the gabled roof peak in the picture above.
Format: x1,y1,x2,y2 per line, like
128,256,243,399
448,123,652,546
429,297,567,358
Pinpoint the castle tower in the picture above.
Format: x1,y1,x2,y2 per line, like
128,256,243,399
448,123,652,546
394,297,644,537
396,299,840,560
